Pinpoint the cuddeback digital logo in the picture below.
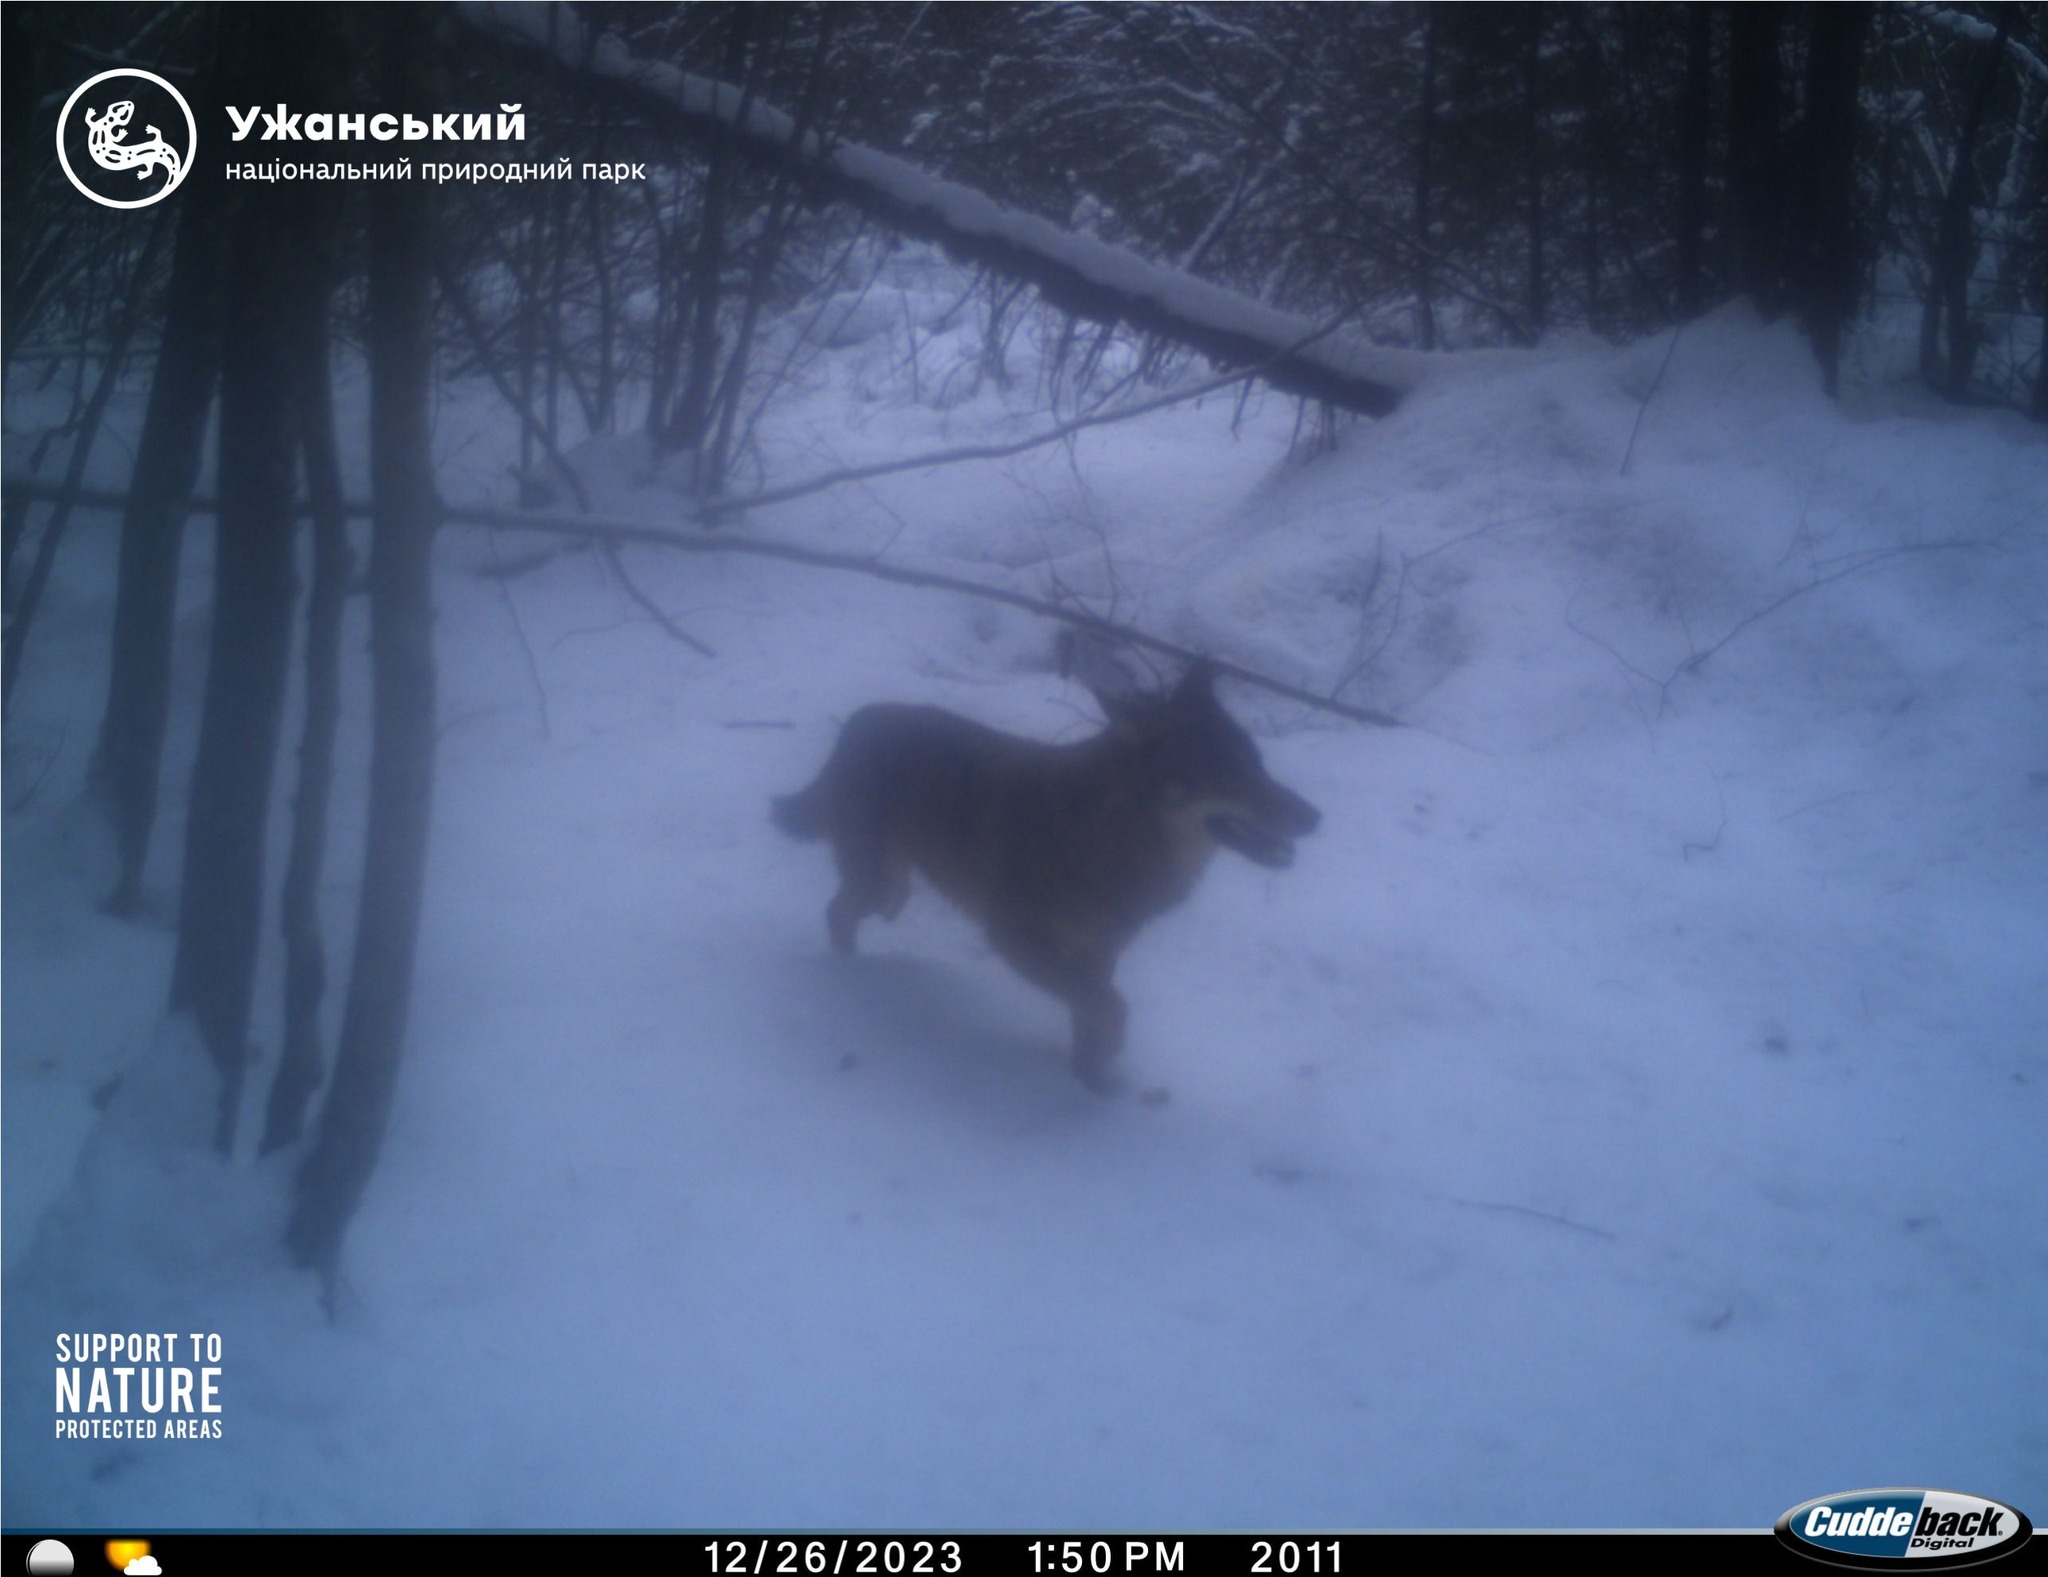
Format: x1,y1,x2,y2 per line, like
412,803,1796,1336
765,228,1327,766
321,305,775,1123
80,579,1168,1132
1777,1489,2032,1568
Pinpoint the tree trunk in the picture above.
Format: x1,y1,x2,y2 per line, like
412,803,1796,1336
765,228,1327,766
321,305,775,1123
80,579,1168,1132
1675,2,1714,316
666,9,757,466
1793,3,1874,397
1413,5,1439,350
587,181,618,430
1522,3,1548,342
262,193,350,1157
93,97,229,914
290,8,441,1278
1570,9,1607,330
2034,298,2047,419
1921,7,2014,400
168,10,312,1153
2,3,49,381
706,11,832,495
1726,4,1784,311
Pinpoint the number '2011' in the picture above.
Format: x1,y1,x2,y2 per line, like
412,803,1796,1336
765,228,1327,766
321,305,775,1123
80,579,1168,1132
1251,1541,1340,1575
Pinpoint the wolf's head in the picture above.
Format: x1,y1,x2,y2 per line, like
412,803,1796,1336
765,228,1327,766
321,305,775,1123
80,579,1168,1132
1101,661,1322,869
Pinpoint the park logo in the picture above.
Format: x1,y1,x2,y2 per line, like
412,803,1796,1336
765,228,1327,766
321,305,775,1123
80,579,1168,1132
56,69,197,209
1777,1489,2031,1569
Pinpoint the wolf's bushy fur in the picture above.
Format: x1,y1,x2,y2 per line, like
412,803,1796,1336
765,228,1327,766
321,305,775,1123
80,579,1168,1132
774,662,1320,1089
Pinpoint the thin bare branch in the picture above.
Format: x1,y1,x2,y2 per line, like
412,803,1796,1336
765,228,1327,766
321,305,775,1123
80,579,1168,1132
600,540,718,658
452,503,1403,727
0,477,1402,726
698,329,1344,522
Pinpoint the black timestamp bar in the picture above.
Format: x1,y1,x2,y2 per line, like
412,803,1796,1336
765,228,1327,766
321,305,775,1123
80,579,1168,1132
0,1527,1789,1577
693,1532,1779,1574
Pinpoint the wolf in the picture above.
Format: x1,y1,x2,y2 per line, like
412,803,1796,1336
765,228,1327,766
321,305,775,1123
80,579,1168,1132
772,660,1321,1091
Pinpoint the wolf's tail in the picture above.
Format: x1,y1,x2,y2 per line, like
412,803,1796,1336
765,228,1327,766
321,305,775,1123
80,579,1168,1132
771,781,828,840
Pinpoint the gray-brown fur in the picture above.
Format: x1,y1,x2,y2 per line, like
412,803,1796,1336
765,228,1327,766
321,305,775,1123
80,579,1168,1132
773,662,1320,1090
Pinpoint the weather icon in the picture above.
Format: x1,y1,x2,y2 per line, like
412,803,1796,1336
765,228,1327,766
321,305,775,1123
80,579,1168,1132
100,1547,148,1576
25,1542,73,1577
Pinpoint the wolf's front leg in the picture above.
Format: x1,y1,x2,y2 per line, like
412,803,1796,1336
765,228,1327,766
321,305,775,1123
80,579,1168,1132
990,924,1128,1092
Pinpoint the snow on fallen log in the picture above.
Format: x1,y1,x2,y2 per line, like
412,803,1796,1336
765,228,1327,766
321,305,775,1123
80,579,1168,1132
458,1,1428,417
1912,5,2048,86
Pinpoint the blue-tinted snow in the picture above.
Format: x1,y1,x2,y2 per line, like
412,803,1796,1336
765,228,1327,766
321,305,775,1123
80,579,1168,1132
4,293,2044,1529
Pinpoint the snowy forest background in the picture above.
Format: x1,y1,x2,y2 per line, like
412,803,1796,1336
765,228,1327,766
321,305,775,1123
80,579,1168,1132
4,0,2046,1532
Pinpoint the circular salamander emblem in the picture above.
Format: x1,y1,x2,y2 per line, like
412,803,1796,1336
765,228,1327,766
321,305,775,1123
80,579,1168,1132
56,68,197,209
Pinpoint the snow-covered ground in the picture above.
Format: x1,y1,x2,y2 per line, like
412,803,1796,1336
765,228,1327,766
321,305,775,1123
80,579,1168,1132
5,298,2045,1529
